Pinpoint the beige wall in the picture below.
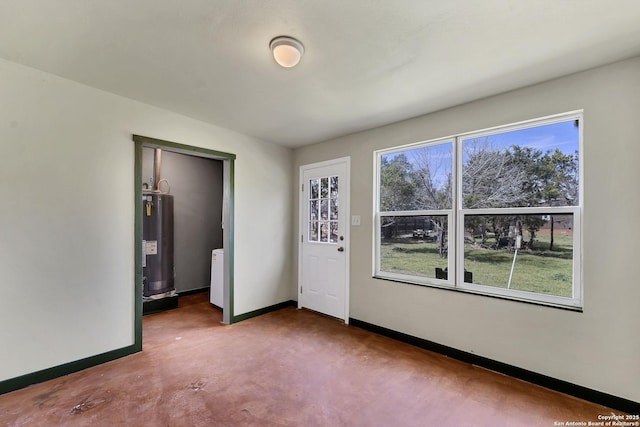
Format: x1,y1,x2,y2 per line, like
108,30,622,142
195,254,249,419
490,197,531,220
293,56,640,402
0,58,293,382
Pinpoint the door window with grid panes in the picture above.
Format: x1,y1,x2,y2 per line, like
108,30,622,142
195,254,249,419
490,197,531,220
308,176,339,243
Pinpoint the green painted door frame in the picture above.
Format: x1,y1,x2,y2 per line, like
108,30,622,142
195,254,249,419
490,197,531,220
133,135,236,327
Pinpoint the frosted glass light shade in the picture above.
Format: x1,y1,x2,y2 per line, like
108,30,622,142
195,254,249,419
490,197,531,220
270,36,304,68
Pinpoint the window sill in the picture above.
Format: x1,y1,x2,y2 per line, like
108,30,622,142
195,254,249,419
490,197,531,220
372,275,583,312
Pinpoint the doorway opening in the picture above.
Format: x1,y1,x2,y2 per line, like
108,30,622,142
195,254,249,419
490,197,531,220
133,135,236,350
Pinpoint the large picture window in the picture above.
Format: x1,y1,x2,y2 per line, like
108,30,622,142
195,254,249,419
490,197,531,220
375,112,582,309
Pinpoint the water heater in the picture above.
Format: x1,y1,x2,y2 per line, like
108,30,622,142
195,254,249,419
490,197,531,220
142,192,175,297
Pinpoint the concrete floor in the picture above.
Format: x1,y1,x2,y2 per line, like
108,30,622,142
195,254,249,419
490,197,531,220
0,292,618,426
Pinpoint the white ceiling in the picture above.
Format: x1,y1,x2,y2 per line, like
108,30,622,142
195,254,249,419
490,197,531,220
2,1,640,148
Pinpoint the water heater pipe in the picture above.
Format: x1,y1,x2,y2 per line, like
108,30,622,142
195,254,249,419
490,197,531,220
154,148,162,192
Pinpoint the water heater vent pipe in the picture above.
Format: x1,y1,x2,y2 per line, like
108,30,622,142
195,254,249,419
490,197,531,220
154,148,162,192
150,148,171,194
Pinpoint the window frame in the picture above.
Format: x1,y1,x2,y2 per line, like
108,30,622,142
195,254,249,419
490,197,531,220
374,111,583,310
375,137,456,288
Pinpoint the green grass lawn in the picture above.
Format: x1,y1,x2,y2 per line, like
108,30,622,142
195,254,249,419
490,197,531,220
379,237,444,279
380,233,573,297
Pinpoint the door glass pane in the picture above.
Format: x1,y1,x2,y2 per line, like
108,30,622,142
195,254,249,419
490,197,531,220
309,200,318,221
330,176,338,198
320,221,329,242
330,222,338,243
310,179,319,199
309,221,318,241
330,199,338,220
321,177,329,198
320,199,329,220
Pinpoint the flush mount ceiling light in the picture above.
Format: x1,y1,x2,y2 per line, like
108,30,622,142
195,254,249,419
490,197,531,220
269,36,304,68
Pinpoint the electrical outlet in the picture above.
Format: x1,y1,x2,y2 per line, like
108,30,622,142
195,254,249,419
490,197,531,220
351,215,361,226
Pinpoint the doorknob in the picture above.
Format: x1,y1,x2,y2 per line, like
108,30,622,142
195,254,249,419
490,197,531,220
337,246,344,252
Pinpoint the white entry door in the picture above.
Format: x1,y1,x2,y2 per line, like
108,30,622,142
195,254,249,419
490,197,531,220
299,157,350,322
